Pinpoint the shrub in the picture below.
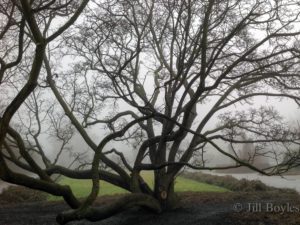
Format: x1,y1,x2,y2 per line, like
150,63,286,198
0,186,47,205
182,172,296,193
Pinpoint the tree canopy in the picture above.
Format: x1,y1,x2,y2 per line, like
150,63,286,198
1,0,300,224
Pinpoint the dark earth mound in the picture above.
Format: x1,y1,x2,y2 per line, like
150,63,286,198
0,192,299,225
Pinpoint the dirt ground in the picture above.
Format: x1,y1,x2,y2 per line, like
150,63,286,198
0,192,299,225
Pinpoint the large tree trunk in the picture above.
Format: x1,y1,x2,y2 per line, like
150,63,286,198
154,172,179,210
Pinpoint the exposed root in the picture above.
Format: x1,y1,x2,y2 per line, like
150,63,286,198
56,193,161,225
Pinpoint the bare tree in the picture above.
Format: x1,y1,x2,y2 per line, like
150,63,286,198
1,0,300,224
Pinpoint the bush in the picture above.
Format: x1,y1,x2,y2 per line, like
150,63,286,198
0,186,47,205
182,172,295,193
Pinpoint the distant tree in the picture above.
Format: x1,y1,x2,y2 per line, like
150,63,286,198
227,134,270,171
1,0,300,224
279,148,300,173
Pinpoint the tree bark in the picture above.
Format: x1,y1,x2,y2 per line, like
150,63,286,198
154,172,179,210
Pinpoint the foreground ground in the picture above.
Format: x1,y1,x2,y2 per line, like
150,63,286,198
0,192,299,225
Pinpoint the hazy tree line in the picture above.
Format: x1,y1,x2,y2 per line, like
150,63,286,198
1,0,300,224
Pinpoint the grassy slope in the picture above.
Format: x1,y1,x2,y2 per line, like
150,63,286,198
48,172,228,201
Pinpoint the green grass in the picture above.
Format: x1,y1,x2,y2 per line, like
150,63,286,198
48,172,228,201
174,176,228,192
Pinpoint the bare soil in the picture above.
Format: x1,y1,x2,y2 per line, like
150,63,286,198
0,192,299,225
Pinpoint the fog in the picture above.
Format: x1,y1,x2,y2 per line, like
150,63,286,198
48,91,300,170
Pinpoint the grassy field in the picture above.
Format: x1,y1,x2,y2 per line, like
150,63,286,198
48,172,228,201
